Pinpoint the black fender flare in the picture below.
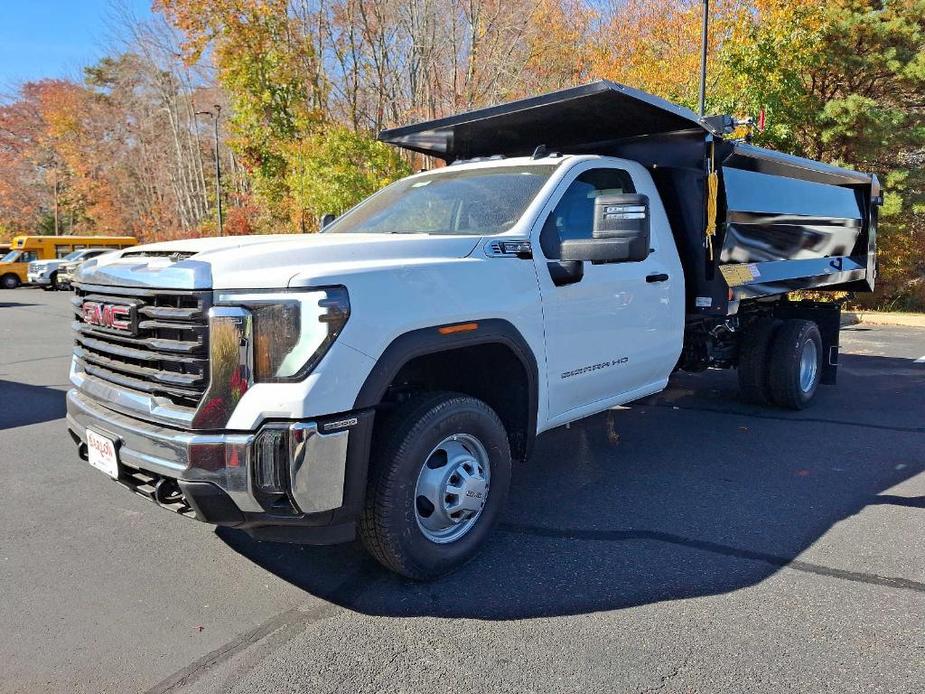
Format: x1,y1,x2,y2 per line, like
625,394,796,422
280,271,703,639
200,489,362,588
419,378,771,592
353,318,539,459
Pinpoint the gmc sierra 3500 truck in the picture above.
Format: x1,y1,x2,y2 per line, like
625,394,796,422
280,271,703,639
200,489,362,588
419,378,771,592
66,82,880,579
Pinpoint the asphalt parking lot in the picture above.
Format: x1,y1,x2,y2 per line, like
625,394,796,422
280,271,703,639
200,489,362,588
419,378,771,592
1,288,923,694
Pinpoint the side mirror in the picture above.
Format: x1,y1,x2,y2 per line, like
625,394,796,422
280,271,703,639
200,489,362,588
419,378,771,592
560,194,651,263
319,213,336,231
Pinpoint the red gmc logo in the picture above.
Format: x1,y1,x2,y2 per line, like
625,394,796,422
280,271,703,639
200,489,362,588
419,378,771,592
82,301,135,333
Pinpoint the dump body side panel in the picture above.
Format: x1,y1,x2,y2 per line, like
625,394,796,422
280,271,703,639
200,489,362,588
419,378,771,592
714,143,877,308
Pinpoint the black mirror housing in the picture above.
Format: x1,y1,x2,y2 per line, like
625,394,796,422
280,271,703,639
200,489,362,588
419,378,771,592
559,194,651,263
593,193,650,261
560,239,633,263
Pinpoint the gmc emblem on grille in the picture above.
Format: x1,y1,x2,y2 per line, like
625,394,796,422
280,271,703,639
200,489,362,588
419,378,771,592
82,301,136,334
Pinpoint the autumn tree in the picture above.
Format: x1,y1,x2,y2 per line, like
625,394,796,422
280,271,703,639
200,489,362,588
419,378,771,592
0,11,228,239
156,0,571,230
0,80,91,235
587,0,751,109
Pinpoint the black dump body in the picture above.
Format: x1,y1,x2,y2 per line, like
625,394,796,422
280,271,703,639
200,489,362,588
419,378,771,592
380,80,880,317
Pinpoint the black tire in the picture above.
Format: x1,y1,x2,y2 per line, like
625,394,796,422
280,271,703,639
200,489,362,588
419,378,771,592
768,319,823,410
42,273,58,291
359,391,512,580
1,274,21,289
737,319,781,405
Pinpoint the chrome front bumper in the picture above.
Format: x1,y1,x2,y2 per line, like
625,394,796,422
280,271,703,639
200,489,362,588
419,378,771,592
66,388,362,538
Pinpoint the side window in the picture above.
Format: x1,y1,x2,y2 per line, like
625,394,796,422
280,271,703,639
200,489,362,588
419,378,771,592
540,168,635,259
20,251,38,263
55,245,73,258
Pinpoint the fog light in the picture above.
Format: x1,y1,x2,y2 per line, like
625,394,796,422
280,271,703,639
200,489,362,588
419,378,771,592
188,442,246,472
253,427,290,494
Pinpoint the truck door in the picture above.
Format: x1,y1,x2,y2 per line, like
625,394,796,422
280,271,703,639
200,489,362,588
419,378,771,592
535,162,684,425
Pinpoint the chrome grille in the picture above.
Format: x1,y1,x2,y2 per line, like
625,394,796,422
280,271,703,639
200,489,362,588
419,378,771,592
72,284,211,410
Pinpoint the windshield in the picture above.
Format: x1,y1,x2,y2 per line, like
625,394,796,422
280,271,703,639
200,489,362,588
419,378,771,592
1,251,20,263
326,164,557,235
62,251,84,261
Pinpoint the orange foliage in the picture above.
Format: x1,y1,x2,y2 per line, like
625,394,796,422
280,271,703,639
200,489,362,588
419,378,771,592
587,0,751,109
38,82,127,234
222,203,260,236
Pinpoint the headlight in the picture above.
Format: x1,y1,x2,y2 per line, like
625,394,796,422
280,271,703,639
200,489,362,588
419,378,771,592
215,287,349,382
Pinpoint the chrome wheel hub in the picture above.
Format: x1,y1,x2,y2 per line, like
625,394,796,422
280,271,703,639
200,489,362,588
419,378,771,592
799,339,819,393
414,433,490,544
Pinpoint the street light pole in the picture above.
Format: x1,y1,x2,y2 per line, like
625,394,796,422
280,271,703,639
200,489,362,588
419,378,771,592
212,105,223,236
196,106,224,236
698,0,709,117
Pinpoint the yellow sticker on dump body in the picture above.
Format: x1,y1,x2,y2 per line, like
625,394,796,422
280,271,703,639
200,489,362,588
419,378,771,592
720,263,760,286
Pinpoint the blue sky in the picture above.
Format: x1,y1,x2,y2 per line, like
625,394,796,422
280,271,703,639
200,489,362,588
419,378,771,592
0,0,153,88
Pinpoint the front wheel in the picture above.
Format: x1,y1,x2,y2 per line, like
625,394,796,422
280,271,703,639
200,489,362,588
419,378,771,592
42,273,58,291
1,274,21,289
360,392,512,580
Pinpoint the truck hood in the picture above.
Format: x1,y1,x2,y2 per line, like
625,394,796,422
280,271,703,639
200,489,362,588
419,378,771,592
76,234,483,290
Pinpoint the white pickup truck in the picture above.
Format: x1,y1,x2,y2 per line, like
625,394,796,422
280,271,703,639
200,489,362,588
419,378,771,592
66,82,879,579
28,248,113,289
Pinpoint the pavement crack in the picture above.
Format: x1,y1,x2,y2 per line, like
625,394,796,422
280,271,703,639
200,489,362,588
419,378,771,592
144,606,327,694
640,646,694,692
500,523,925,594
0,306,74,320
144,562,382,694
0,353,73,366
647,402,925,434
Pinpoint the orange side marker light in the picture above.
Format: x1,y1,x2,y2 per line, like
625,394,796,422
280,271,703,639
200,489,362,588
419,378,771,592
438,322,479,335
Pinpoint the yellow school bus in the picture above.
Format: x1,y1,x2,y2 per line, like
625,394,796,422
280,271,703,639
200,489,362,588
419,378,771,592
0,235,137,289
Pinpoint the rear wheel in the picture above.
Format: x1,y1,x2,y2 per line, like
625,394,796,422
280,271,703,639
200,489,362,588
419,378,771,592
1,274,21,289
768,319,823,410
360,391,512,580
737,319,781,405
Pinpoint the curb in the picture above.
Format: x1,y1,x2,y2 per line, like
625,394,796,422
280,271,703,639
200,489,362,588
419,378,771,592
841,311,925,328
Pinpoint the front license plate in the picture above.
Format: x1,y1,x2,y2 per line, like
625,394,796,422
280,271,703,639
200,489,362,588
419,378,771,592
86,429,119,479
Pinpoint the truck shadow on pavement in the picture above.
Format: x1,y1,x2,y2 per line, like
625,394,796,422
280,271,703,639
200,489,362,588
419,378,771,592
0,380,67,430
218,353,925,619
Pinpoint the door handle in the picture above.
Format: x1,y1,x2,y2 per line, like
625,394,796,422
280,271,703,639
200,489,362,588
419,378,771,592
646,273,669,283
